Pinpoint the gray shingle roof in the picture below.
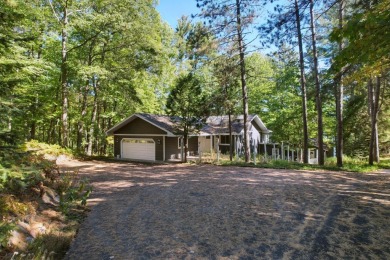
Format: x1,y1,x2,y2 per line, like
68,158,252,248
200,115,256,135
137,113,180,134
106,113,270,136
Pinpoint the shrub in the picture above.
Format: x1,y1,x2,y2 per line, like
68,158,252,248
21,140,72,157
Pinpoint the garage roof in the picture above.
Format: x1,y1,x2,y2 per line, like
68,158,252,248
106,113,271,136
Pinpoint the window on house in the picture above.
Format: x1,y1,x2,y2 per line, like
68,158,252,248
178,138,188,149
220,135,230,144
310,149,316,159
122,139,154,144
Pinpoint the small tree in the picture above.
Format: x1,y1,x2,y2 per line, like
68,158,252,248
166,73,210,162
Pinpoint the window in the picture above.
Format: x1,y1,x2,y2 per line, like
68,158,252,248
122,139,154,144
178,138,188,149
220,135,230,145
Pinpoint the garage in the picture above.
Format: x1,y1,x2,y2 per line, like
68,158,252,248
121,138,155,161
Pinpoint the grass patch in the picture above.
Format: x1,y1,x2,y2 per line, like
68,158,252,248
215,155,390,173
26,230,75,259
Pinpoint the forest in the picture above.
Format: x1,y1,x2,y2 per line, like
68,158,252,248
1,0,389,166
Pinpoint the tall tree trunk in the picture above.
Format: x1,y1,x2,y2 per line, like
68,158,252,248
235,0,250,163
294,0,309,163
336,0,345,167
183,134,188,163
101,100,107,155
61,0,69,147
373,77,380,163
30,44,42,141
77,82,89,152
368,77,380,165
87,77,98,156
309,0,324,165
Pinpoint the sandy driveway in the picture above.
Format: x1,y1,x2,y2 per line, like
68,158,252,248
61,160,390,259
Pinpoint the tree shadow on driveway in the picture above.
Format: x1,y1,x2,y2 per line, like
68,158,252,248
62,160,390,259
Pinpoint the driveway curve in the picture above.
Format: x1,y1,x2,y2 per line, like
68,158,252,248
61,160,390,259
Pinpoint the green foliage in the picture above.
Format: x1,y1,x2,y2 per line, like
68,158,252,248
0,0,175,154
330,0,390,78
0,149,44,194
0,143,91,257
0,221,15,248
27,231,75,260
166,72,211,134
218,155,389,173
55,170,92,215
21,140,72,157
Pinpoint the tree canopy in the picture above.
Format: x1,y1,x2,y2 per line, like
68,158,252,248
0,0,389,163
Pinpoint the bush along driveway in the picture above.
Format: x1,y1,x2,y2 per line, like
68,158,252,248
61,160,390,259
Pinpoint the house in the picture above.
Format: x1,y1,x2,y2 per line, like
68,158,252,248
105,113,273,162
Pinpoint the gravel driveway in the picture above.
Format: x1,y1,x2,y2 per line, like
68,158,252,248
61,160,390,259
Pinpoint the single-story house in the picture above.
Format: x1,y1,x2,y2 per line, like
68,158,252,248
105,113,273,162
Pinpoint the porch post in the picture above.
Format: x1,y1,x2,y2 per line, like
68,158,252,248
198,139,201,163
273,143,276,160
235,136,239,160
234,135,236,158
181,137,184,162
210,135,213,154
163,136,165,161
217,136,220,162
287,145,290,161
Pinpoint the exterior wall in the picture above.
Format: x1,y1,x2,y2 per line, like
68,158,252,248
114,135,164,161
165,136,198,160
188,136,198,155
199,136,212,153
251,120,270,143
114,117,166,135
165,137,181,160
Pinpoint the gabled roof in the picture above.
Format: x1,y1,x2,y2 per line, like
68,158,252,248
200,115,271,135
106,113,179,136
106,113,271,136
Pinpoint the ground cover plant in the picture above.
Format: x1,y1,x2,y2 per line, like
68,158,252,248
212,154,390,173
0,141,92,259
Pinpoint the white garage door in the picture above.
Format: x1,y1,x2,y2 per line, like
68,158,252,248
121,138,155,161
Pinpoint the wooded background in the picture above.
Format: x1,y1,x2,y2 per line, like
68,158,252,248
0,0,389,166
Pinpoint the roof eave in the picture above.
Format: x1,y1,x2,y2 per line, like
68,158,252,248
105,113,175,136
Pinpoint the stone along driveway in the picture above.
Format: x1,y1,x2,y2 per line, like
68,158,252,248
62,160,390,259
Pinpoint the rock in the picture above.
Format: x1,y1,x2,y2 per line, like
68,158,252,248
44,154,57,161
8,230,28,250
18,221,46,238
41,187,60,206
56,154,70,164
